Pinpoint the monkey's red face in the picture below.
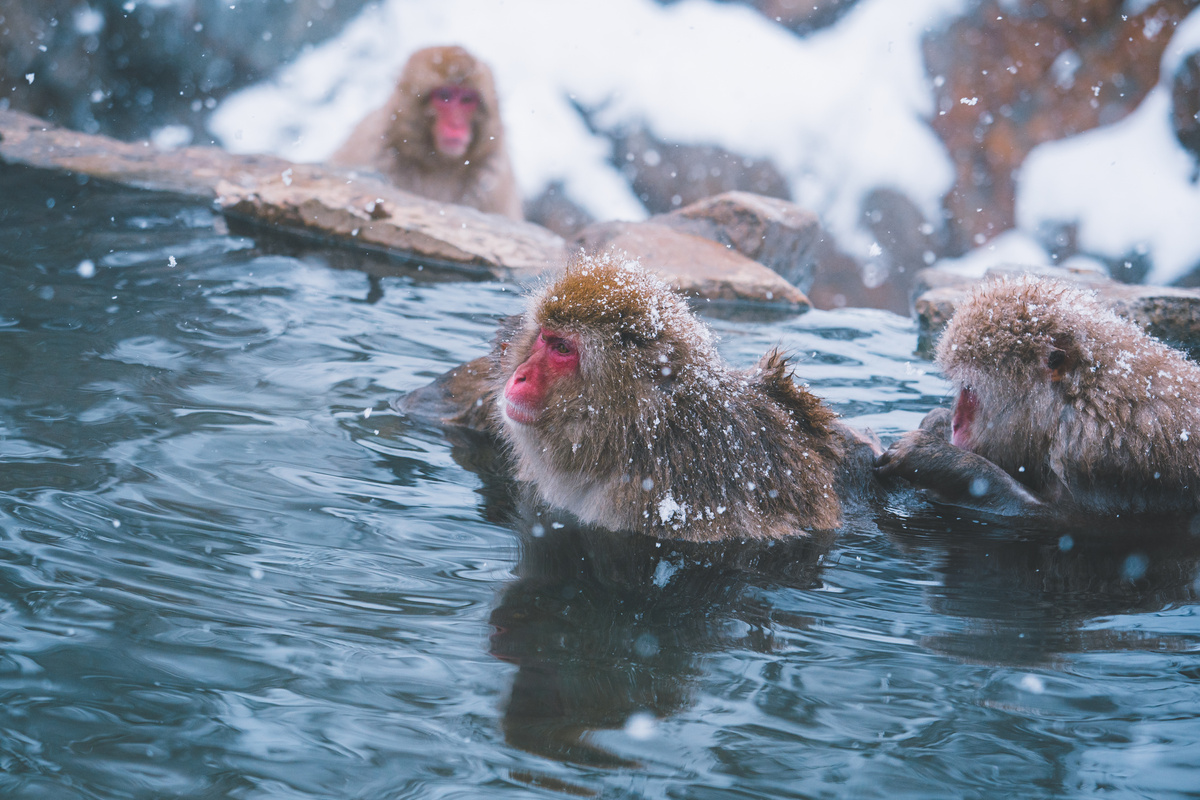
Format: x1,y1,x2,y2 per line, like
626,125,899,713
503,329,580,425
429,85,480,156
950,386,978,448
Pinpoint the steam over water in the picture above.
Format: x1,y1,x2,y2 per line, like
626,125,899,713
2,166,1198,798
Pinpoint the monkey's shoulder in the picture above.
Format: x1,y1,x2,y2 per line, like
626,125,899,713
746,349,838,434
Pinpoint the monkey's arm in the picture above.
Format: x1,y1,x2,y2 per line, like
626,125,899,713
875,408,1051,518
397,355,496,431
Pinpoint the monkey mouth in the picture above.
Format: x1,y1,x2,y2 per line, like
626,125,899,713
950,386,978,448
435,133,471,157
504,399,542,425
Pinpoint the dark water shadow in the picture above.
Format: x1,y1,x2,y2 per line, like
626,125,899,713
488,498,837,768
878,506,1200,665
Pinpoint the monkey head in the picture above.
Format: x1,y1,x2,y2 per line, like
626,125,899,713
935,275,1199,491
387,45,503,164
491,251,743,529
490,252,849,539
935,277,1091,453
497,253,715,438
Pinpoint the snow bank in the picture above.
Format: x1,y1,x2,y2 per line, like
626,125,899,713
1017,9,1200,284
210,0,964,254
212,0,1200,285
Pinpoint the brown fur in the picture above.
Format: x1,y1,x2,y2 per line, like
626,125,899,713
880,275,1200,516
330,45,523,220
492,252,856,542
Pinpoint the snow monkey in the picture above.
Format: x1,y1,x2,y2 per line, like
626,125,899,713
330,45,523,220
492,252,879,542
876,275,1200,518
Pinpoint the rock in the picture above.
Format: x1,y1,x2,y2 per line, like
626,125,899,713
524,181,595,239
604,123,791,214
1105,286,1200,359
654,191,821,291
859,187,943,298
804,237,915,315
571,220,810,311
1172,51,1200,179
912,287,963,358
913,265,1200,360
218,172,566,279
651,189,939,316
742,0,862,36
0,107,565,278
925,0,1193,254
0,109,813,310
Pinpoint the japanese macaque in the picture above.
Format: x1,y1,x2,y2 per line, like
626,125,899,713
330,45,523,220
876,276,1200,518
492,252,878,542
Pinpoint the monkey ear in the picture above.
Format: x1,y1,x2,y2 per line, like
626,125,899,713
1047,333,1077,383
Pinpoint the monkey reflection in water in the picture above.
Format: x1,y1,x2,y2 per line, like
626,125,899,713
381,420,842,767
490,498,837,767
881,511,1200,666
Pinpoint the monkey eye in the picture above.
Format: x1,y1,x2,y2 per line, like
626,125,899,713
539,331,576,358
432,87,455,104
459,90,481,107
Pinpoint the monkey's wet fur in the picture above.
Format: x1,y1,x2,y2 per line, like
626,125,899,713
878,275,1200,520
493,252,878,542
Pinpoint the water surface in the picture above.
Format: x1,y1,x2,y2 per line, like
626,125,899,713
1,165,1198,799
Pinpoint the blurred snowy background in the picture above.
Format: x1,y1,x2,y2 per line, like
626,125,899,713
5,0,1200,293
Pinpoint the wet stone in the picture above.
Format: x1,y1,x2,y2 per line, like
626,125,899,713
654,190,822,292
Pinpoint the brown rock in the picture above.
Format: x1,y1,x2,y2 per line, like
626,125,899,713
654,190,821,290
1104,285,1200,356
913,286,968,358
806,237,916,315
860,187,943,293
217,172,565,279
571,220,810,311
0,109,812,312
0,108,565,278
925,0,1193,253
747,0,862,35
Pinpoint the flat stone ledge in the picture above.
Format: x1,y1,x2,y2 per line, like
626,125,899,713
655,191,821,291
0,108,564,277
1,110,816,310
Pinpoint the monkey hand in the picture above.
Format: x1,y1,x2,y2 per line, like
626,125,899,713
876,415,1048,518
917,406,952,438
874,424,950,484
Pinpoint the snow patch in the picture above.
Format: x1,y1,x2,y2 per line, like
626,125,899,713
1017,10,1200,284
210,0,964,252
